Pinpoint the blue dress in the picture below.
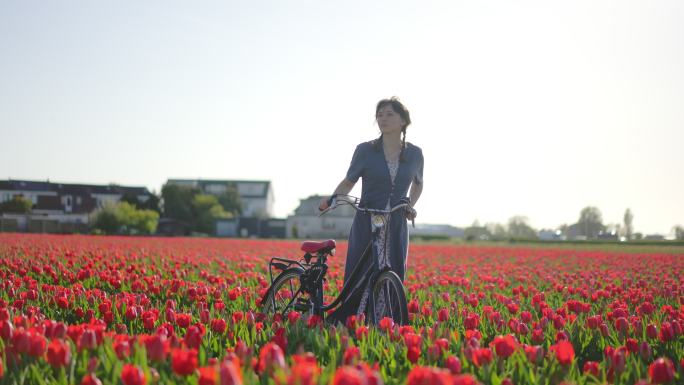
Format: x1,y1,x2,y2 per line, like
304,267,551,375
328,136,424,324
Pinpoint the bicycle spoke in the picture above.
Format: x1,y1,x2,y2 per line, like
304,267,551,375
386,281,393,320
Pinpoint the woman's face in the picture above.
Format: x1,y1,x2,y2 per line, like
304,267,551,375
376,104,405,135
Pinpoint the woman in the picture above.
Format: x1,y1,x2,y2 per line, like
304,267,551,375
319,97,424,325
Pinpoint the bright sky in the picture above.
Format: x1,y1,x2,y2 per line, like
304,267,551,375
1,1,682,235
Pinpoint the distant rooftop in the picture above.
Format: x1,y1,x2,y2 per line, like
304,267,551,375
0,179,151,196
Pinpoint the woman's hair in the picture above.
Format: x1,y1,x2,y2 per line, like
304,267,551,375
373,97,411,161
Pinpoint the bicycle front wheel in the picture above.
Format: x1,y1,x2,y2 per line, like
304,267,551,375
368,270,409,326
261,268,306,316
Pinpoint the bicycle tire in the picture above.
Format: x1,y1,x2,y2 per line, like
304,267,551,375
261,267,306,316
368,270,409,326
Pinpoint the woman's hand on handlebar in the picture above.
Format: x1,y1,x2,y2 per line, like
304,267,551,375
319,196,333,211
405,206,417,221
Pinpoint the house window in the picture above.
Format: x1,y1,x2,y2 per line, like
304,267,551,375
66,197,72,206
76,196,82,205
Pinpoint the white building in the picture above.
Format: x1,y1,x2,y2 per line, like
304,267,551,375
286,195,355,239
166,179,274,218
0,179,153,232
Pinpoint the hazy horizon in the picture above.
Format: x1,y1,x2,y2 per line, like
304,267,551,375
2,1,682,236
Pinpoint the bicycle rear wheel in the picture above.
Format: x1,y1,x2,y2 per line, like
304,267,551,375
368,270,409,326
261,268,307,316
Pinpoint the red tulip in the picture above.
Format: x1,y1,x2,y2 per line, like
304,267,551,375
1,320,13,341
125,306,138,321
184,325,203,350
649,357,675,384
408,300,420,313
331,366,366,385
114,337,131,360
471,347,493,367
198,366,217,385
80,374,103,385
531,328,544,344
171,348,198,376
437,308,449,322
406,366,453,385
583,361,600,377
550,341,574,366
27,331,47,357
445,356,461,374
524,345,543,365
343,346,360,365
659,322,675,343
46,338,71,367
211,318,227,334
376,317,393,333
78,329,97,351
257,342,286,375
200,309,210,324
611,347,626,373
121,364,146,385
614,317,629,335
288,312,301,324
220,358,243,385
407,346,421,363
491,335,517,359
288,355,320,385
143,334,167,361
176,313,192,328
639,341,652,361
12,328,30,353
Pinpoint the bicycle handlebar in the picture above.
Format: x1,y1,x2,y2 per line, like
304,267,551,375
319,194,416,227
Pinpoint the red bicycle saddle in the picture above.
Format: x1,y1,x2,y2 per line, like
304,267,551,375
300,239,336,254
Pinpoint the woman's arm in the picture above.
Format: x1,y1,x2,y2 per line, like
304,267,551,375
319,179,356,211
406,181,423,220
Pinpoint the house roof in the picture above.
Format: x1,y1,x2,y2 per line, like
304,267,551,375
0,179,151,196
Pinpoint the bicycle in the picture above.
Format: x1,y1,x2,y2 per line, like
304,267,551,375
259,194,412,327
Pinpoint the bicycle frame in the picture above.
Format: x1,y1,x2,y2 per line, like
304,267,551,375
261,195,409,320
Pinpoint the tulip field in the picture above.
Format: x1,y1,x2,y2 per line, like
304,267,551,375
0,233,683,385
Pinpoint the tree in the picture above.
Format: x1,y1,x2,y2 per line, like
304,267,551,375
217,187,242,217
91,203,119,234
464,220,491,241
121,192,161,214
191,194,231,235
116,202,159,234
673,225,684,240
577,206,605,239
507,216,538,239
623,208,634,241
485,223,507,241
91,202,159,235
0,196,33,213
161,184,200,223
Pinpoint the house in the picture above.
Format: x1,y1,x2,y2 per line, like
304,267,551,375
538,229,564,241
214,217,286,238
286,195,355,239
166,179,273,218
411,224,464,239
0,179,153,233
156,218,191,236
